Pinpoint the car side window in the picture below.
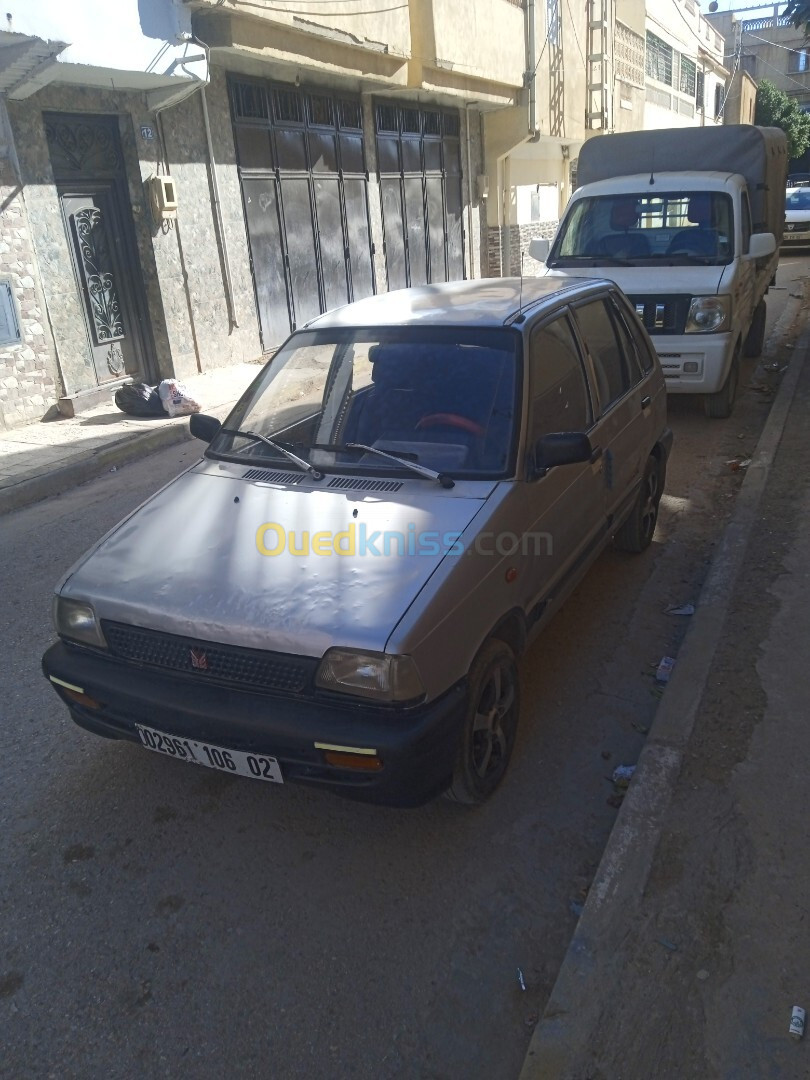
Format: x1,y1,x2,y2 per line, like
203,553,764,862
607,295,645,382
528,314,592,442
621,296,656,372
572,298,632,412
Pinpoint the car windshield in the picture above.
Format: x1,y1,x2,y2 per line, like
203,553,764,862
547,191,734,266
210,327,521,479
786,189,810,211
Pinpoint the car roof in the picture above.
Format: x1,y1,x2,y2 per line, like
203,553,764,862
304,277,615,330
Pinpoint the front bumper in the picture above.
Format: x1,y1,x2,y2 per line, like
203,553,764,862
42,641,467,807
654,332,733,395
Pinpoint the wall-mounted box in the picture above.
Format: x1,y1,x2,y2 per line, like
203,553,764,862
146,175,178,223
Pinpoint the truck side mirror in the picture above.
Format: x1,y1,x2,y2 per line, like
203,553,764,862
748,232,776,259
528,238,550,263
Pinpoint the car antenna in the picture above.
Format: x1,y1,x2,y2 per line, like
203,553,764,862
649,148,656,186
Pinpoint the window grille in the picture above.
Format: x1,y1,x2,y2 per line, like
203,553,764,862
679,56,696,96
646,31,673,86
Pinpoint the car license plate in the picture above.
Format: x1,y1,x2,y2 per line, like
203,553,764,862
135,725,283,783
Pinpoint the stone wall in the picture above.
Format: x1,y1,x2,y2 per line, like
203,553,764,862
6,74,262,417
154,66,261,379
0,109,60,430
486,220,558,278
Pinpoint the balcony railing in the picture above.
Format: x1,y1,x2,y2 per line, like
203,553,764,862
742,15,794,30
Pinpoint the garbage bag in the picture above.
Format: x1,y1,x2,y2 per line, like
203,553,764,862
158,379,201,418
114,382,164,417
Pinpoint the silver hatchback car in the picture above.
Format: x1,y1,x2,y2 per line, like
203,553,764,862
43,278,672,806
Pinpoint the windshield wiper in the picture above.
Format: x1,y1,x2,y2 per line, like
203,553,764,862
337,442,455,488
219,428,325,480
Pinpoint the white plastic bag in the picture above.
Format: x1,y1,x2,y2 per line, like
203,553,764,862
158,379,201,418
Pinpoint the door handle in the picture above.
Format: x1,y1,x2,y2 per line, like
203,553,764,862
590,444,603,464
641,395,651,409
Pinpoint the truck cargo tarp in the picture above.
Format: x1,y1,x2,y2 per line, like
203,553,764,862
577,125,788,242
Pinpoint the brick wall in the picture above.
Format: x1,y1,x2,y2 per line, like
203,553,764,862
486,220,558,278
0,152,59,430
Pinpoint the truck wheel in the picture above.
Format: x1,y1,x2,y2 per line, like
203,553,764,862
445,640,520,805
614,455,661,553
703,343,740,419
744,300,766,358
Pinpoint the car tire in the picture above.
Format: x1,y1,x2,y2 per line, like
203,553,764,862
744,300,766,358
703,343,740,419
614,454,661,554
445,640,520,805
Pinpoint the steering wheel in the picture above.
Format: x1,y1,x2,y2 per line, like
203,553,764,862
415,413,485,437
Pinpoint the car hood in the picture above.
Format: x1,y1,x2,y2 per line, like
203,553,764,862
541,264,726,293
60,464,494,657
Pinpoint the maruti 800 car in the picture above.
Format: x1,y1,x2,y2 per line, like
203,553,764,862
43,278,672,807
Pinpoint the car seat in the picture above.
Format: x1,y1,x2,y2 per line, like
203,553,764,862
666,194,719,257
598,199,651,258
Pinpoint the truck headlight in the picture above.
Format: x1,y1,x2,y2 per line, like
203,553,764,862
685,295,731,333
316,649,425,703
53,597,107,648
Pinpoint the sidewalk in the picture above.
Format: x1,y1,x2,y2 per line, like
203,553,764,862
522,338,810,1076
0,363,262,515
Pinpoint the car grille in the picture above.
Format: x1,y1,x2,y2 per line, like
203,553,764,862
785,221,810,232
628,294,692,336
102,622,316,694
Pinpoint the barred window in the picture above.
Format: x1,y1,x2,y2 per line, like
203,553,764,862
308,95,334,127
376,105,399,132
680,56,696,96
232,81,268,122
646,31,673,86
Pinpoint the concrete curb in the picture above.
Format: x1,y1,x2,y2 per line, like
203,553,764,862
0,420,195,516
519,320,810,1079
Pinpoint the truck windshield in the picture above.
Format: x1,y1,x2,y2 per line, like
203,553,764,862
548,191,734,267
210,327,521,480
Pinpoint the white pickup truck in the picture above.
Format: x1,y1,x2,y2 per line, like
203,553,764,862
530,125,787,417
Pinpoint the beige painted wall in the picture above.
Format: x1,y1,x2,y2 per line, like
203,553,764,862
429,0,525,89
191,0,412,59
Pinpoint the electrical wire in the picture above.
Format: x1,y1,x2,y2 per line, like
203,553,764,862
565,0,587,68
716,27,740,119
742,47,810,91
666,0,724,54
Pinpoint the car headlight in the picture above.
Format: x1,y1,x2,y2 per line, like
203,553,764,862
316,648,424,703
53,596,107,648
685,295,731,333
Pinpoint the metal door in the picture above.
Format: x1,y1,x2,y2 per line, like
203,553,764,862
230,80,376,350
45,113,152,389
60,188,142,384
375,103,465,290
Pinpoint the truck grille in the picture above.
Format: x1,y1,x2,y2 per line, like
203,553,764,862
102,622,316,694
628,294,691,336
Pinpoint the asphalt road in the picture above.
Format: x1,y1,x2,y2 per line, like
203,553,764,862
2,255,808,1080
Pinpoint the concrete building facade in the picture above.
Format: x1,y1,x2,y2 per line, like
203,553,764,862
708,6,810,114
1,0,737,431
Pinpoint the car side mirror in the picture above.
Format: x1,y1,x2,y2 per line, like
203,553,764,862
190,413,221,443
748,232,776,259
528,238,550,263
531,432,593,478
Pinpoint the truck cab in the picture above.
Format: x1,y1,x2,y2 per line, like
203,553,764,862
530,125,786,418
